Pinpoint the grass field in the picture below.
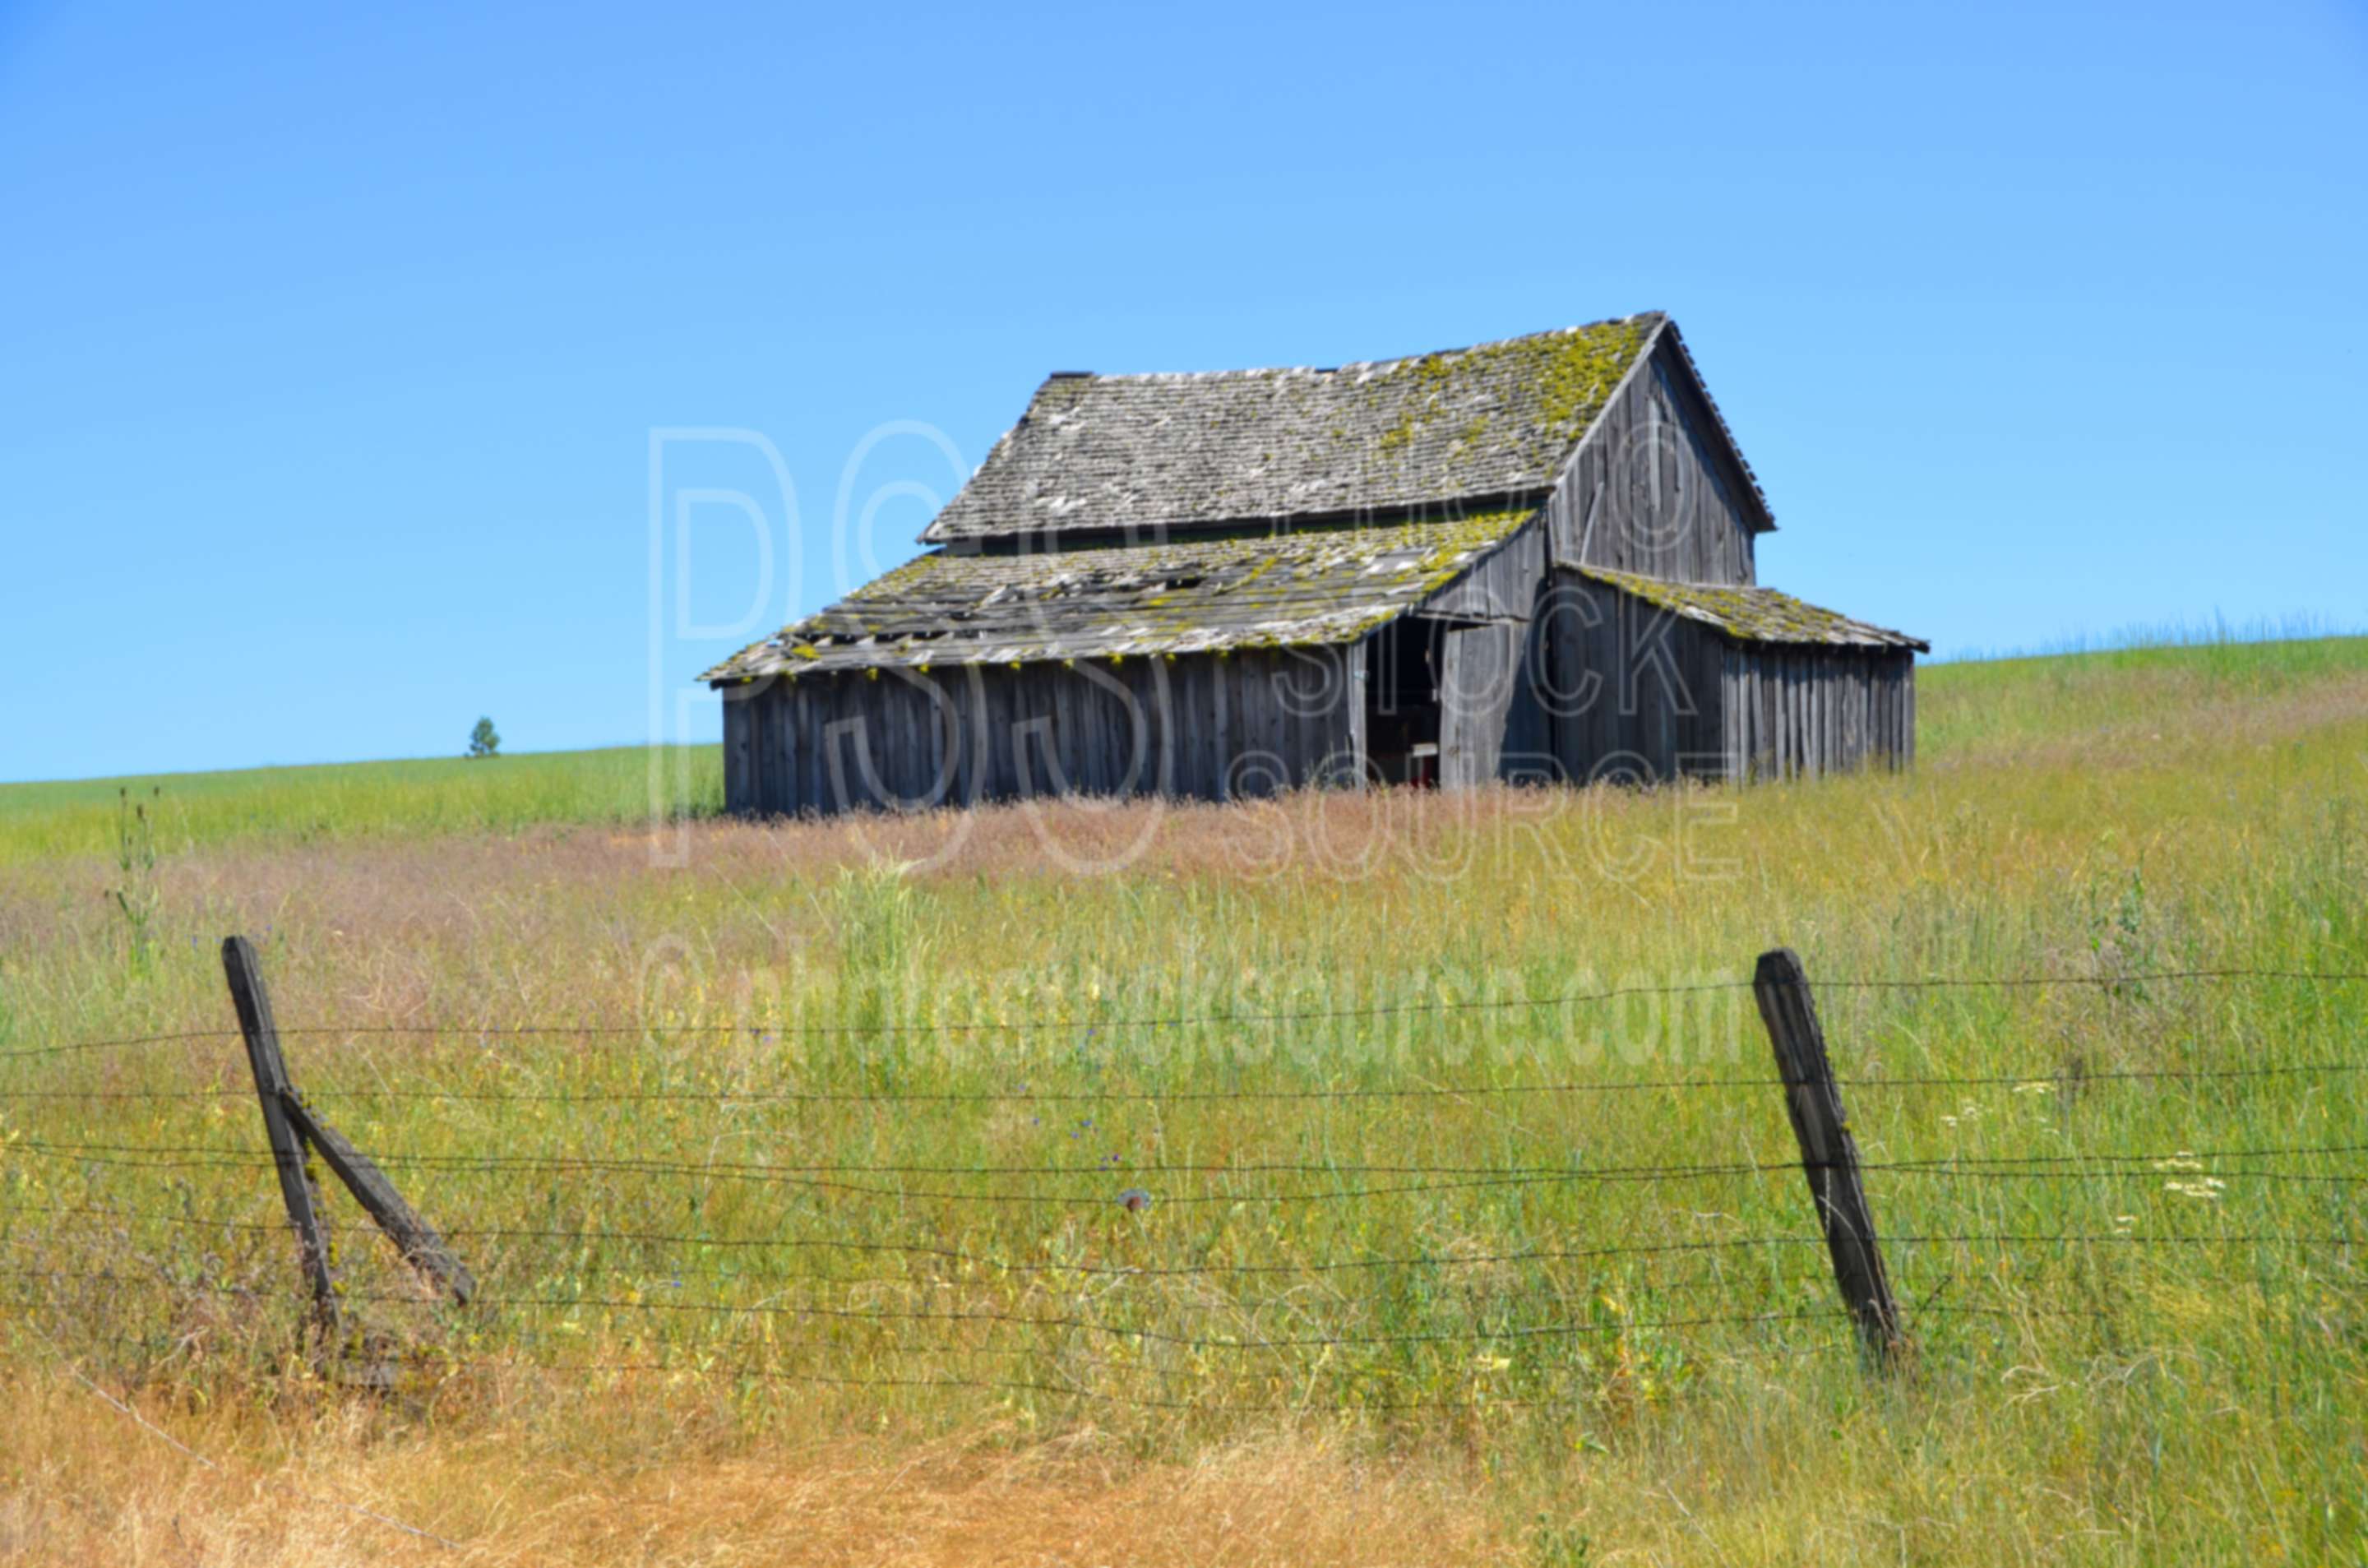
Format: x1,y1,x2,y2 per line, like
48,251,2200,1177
1,639,2363,1565
0,743,723,862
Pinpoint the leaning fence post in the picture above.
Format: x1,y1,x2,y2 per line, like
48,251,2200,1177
1752,947,1905,1367
221,934,339,1332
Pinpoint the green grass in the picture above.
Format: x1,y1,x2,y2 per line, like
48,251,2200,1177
0,743,723,862
0,635,2363,1564
1919,632,2368,757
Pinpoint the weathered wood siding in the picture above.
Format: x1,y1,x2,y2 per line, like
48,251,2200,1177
725,595,1915,816
1436,620,1520,786
1542,335,1762,586
1424,514,1547,620
1719,643,1914,781
1426,515,1554,784
1535,569,1913,783
724,646,1363,817
1539,571,1729,783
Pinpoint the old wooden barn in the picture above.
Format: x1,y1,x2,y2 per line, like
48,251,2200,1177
706,312,1926,816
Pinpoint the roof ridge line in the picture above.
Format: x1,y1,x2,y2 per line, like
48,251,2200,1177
1065,311,1667,385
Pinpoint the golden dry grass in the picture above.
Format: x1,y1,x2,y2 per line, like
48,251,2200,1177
2,637,2365,1565
7,1374,1513,1566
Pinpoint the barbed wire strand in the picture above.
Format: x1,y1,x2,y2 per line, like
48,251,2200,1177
8,1198,2358,1272
7,964,2363,1062
7,1137,2362,1199
12,1054,2368,1105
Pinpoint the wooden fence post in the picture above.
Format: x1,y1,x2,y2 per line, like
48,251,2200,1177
221,935,339,1331
1752,947,1905,1367
220,934,474,1334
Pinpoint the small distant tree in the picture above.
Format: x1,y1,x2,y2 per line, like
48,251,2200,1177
468,716,502,758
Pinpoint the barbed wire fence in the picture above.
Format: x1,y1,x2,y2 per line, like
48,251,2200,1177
0,940,2360,1418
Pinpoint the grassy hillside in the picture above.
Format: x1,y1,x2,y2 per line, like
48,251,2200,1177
0,743,723,862
0,638,2362,1566
1918,633,2368,755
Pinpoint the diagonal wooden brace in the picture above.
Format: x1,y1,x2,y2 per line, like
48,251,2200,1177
280,1093,475,1305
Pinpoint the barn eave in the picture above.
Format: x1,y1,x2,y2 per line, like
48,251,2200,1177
703,507,1542,684
1575,567,1926,652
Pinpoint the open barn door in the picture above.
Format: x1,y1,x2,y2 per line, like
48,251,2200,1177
1363,617,1441,786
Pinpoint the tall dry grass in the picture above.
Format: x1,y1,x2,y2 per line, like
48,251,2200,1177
0,638,2363,1564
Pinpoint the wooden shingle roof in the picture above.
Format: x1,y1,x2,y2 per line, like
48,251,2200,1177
704,511,1537,680
1581,569,1928,652
922,314,1666,543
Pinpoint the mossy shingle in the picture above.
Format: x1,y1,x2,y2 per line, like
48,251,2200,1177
1579,569,1927,651
705,510,1538,681
922,315,1662,543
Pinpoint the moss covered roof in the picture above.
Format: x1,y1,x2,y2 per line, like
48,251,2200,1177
705,510,1539,681
921,314,1663,543
1581,569,1928,652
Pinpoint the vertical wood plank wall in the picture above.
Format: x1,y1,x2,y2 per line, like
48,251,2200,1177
1541,338,1762,586
724,645,1364,818
724,627,1915,817
1719,645,1915,781
722,608,1915,816
1540,572,1728,783
1437,621,1521,786
1425,516,1547,618
1538,570,1914,784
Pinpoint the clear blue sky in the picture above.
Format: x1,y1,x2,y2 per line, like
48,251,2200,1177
4,0,2362,782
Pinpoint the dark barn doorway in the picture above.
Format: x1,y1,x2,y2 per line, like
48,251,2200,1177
1363,618,1441,786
